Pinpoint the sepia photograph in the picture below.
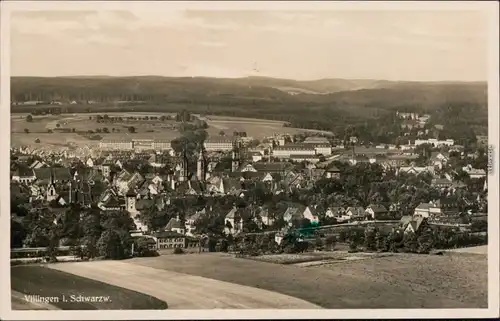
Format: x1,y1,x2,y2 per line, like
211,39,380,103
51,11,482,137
1,1,499,320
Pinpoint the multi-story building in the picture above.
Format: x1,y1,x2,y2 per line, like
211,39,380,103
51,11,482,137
414,138,455,147
204,137,235,152
152,140,172,151
99,139,133,150
314,144,332,156
303,136,329,145
100,139,173,151
132,139,154,151
272,143,316,158
153,231,187,249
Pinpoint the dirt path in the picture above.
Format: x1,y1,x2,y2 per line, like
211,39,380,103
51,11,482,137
49,261,320,309
446,246,488,255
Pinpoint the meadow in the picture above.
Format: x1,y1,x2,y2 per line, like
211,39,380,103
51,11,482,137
129,251,487,309
10,112,329,149
11,265,168,310
46,260,319,309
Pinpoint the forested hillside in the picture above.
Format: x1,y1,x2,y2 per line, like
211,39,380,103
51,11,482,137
11,76,488,137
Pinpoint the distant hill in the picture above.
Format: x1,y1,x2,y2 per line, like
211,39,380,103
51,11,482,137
10,75,488,135
11,75,487,104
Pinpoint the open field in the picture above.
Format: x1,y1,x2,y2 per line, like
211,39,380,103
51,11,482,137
10,113,179,149
204,115,333,139
11,133,99,149
246,251,393,265
11,112,333,149
11,265,168,310
446,245,488,255
129,252,487,309
48,260,320,309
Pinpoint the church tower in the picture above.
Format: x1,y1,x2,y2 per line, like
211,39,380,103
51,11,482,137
178,146,189,182
231,141,240,173
179,149,189,182
197,147,206,181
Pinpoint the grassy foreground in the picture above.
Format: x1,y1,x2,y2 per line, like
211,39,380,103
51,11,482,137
129,252,487,309
11,265,168,310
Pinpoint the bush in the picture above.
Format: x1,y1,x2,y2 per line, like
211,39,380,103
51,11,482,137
173,247,184,254
325,235,337,251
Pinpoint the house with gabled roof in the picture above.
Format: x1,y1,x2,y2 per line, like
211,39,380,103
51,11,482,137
430,152,449,169
283,171,305,190
165,216,185,235
98,195,125,211
365,204,389,220
462,164,487,179
431,177,454,189
256,207,274,227
184,208,208,236
325,206,346,218
398,165,433,176
34,167,72,185
225,207,244,235
29,160,46,169
346,206,366,220
176,180,205,196
283,204,307,226
303,206,320,224
324,163,341,179
12,167,37,184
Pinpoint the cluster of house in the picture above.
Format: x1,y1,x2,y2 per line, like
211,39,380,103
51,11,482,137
396,110,432,128
11,129,488,251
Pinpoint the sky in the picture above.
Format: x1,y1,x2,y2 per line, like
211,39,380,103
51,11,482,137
9,7,490,81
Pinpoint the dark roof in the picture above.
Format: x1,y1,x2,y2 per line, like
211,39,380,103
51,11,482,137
346,207,365,216
136,199,154,210
252,162,292,173
400,215,413,227
102,196,124,208
367,204,388,213
432,178,453,185
16,166,35,177
325,164,340,172
176,181,205,195
284,204,307,220
165,217,183,230
75,168,103,183
415,203,432,210
153,231,185,238
34,167,72,182
225,207,251,220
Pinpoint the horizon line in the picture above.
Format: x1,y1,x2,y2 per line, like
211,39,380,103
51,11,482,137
9,75,488,83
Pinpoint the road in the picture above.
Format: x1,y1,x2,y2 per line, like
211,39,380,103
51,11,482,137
49,260,321,309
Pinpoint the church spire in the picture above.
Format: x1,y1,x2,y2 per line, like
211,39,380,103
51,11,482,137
231,141,240,173
197,146,206,181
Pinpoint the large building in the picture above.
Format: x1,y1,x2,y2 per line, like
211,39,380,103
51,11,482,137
272,144,316,158
314,144,332,156
303,136,329,145
99,139,172,151
153,139,173,151
99,140,134,150
414,138,454,147
204,137,235,152
132,139,155,151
